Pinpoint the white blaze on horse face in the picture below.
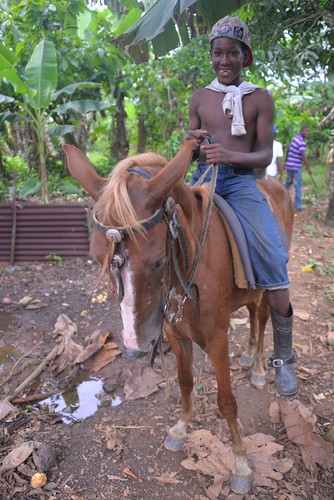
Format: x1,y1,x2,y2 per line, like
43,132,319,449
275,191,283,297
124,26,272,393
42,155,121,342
120,263,140,350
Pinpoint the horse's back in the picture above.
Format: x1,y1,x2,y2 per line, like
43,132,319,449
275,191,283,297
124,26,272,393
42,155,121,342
257,177,294,240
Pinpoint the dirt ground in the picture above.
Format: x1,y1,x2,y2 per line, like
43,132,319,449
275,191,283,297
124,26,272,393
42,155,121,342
0,197,333,500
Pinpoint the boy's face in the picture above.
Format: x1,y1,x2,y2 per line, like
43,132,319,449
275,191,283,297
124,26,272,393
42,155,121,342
211,37,249,86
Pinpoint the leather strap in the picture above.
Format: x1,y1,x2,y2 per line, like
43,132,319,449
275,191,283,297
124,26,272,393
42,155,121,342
268,354,295,368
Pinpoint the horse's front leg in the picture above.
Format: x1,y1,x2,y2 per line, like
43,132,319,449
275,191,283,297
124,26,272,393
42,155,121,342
208,323,253,495
164,329,193,452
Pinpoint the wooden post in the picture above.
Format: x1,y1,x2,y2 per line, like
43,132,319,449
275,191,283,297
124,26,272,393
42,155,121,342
85,207,93,241
325,130,334,227
10,169,17,265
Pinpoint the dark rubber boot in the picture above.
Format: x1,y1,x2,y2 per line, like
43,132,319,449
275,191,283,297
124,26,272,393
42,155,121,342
269,305,298,396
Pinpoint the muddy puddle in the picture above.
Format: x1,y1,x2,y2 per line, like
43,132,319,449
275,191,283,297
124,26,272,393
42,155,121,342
36,376,123,423
0,343,24,364
0,342,123,423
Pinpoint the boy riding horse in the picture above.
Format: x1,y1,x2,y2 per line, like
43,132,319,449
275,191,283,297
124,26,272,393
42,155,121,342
185,16,297,396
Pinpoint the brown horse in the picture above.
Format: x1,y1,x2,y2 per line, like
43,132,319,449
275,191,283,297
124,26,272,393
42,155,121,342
63,140,294,494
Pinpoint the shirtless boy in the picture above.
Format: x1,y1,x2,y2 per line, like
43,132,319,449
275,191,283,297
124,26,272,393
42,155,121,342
185,16,298,396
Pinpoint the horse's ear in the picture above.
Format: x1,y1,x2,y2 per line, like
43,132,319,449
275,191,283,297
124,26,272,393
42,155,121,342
147,140,197,202
62,144,106,200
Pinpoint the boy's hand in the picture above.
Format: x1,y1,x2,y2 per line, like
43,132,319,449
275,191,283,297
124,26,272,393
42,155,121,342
201,143,232,165
184,129,208,147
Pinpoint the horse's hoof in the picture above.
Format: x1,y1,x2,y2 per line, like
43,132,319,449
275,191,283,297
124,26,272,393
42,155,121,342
239,354,253,368
164,434,186,452
230,474,253,494
250,372,266,389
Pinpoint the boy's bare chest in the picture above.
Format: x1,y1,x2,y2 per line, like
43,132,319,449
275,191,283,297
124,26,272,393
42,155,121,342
197,91,257,129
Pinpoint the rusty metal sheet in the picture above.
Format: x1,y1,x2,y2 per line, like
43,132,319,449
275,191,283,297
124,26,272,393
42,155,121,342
0,201,92,262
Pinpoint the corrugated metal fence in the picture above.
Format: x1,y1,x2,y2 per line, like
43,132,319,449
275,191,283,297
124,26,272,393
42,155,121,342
0,201,91,263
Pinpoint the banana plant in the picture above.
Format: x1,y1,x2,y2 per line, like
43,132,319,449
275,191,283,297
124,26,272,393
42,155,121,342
113,0,246,62
0,39,110,202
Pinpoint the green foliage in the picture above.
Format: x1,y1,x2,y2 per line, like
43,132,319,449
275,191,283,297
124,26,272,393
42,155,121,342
128,35,213,157
0,180,7,200
45,253,63,261
302,161,330,204
0,0,333,208
3,155,28,174
19,177,43,197
306,258,334,276
241,0,334,78
114,0,246,61
85,149,111,177
51,178,84,195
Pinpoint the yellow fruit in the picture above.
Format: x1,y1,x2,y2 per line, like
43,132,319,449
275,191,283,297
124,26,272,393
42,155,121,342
31,472,47,488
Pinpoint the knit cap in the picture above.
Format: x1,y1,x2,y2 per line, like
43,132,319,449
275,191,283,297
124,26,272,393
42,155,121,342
209,16,253,67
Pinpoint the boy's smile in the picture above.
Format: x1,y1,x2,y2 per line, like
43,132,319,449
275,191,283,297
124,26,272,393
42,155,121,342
211,37,246,86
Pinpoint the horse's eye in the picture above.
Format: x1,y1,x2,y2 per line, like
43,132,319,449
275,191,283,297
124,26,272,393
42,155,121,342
152,259,163,271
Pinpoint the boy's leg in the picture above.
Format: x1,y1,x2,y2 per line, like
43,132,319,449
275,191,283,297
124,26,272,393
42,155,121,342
267,288,298,396
222,174,297,397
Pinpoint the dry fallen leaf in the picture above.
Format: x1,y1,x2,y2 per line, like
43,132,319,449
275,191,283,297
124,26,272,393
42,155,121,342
32,442,57,472
279,399,333,470
154,473,181,484
124,365,163,400
269,401,280,424
52,314,83,372
123,466,142,482
0,400,16,420
294,310,311,321
0,441,35,476
26,301,48,309
182,430,293,497
74,331,118,366
84,345,122,372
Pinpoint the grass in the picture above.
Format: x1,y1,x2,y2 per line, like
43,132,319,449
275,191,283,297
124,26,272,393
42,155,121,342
300,160,330,204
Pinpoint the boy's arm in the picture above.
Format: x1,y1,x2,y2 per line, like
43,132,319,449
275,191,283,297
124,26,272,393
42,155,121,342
184,92,208,161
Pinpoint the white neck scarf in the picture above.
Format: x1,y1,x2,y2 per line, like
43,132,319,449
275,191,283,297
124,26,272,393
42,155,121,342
206,79,261,136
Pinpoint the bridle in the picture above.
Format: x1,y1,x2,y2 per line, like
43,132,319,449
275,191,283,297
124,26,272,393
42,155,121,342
91,161,217,324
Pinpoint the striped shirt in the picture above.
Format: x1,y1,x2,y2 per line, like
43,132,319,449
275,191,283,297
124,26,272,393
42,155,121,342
285,134,306,170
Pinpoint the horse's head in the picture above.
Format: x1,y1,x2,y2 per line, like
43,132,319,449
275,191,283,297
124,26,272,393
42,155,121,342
63,141,196,352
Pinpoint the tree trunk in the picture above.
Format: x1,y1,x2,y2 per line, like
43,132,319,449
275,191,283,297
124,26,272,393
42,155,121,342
110,87,129,161
38,133,49,204
137,115,147,153
325,130,334,227
325,163,334,226
0,151,7,179
40,163,49,203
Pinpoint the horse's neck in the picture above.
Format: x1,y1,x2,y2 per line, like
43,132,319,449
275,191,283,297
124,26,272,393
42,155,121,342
171,182,208,257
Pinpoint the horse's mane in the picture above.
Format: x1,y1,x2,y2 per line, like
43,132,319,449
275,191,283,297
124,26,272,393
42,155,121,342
94,151,211,237
93,151,211,291
94,152,167,231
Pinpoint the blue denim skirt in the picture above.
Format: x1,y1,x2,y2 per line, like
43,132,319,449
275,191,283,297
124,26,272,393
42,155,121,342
189,163,290,290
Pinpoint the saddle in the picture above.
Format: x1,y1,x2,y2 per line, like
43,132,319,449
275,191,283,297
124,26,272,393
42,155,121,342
214,181,289,290
213,193,256,290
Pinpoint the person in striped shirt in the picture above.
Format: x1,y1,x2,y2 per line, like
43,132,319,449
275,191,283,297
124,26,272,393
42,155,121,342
284,126,312,211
